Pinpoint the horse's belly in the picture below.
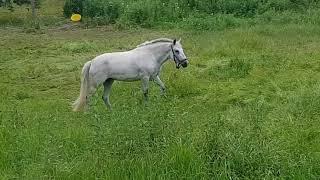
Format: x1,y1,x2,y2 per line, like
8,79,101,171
112,74,140,81
109,70,141,81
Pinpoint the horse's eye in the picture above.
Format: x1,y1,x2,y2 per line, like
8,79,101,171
175,50,180,54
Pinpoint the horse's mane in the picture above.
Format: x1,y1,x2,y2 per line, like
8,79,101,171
137,38,173,47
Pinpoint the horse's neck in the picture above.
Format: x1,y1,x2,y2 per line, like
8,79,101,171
146,43,171,65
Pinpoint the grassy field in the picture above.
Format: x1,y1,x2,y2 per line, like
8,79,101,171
1,23,320,179
1,1,320,178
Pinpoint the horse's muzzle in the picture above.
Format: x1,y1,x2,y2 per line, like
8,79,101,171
175,59,188,69
181,59,188,68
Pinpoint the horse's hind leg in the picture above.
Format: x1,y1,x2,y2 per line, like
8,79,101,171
86,77,98,109
141,76,150,103
102,79,114,110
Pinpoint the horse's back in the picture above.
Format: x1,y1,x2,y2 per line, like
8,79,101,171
93,49,147,64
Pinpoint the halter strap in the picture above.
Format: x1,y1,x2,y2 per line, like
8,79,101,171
171,45,180,68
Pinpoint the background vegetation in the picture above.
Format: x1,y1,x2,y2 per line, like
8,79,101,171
62,0,320,28
1,0,320,30
1,0,320,179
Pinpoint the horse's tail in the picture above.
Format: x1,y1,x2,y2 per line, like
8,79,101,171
73,61,92,111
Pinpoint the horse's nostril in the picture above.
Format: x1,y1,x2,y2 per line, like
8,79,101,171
181,62,188,68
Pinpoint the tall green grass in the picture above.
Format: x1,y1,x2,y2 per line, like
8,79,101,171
1,0,320,30
62,0,320,29
0,0,66,28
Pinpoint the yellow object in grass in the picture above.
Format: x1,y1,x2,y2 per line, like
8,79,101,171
71,14,81,22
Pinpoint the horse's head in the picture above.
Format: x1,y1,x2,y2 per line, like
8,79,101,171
171,39,188,69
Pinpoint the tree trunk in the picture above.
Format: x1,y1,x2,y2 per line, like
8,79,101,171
31,0,36,20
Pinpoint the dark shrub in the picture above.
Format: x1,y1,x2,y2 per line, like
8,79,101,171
83,0,120,24
63,0,83,17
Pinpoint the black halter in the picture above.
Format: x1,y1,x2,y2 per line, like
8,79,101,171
171,45,187,69
171,45,179,68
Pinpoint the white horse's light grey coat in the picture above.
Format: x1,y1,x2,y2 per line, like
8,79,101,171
73,38,188,111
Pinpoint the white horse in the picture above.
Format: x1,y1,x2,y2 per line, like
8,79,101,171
73,38,188,111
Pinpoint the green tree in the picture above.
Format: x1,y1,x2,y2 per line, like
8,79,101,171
0,0,40,19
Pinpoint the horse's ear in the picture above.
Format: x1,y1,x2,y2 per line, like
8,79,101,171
178,38,181,43
173,39,177,45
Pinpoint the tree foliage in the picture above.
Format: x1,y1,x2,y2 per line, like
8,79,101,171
0,0,40,11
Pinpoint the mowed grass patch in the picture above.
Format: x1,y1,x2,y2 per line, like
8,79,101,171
1,24,320,179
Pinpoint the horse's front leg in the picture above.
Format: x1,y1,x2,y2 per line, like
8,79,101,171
141,76,150,102
153,75,166,95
